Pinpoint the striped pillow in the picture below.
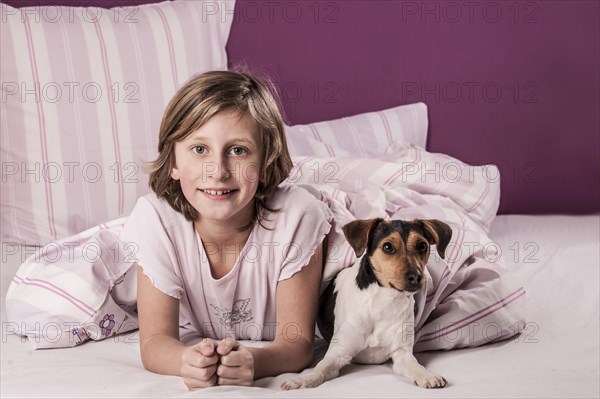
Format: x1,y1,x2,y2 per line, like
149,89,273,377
285,102,428,158
1,1,234,246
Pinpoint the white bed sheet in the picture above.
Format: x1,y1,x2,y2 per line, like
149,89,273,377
2,214,599,398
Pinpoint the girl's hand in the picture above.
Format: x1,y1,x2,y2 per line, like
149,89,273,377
216,338,255,386
180,338,220,390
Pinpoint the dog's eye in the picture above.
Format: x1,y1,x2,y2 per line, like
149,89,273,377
417,241,429,253
382,242,395,254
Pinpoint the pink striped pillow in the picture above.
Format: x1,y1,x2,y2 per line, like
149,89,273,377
285,102,428,157
1,1,234,245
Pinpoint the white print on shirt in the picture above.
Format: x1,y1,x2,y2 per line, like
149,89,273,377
209,299,254,329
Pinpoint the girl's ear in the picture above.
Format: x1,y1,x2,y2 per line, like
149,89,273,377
170,161,180,180
169,154,180,180
171,167,180,180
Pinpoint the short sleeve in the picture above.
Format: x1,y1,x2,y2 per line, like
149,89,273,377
120,196,184,299
277,186,334,281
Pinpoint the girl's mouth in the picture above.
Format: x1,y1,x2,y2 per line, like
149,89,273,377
199,188,237,199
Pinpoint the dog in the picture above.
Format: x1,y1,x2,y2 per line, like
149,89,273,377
281,218,452,390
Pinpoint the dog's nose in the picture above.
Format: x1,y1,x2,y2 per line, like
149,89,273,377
406,270,422,287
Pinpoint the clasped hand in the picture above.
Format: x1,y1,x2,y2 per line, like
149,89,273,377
180,337,254,390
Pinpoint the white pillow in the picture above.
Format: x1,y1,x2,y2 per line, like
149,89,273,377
285,102,428,157
0,1,235,245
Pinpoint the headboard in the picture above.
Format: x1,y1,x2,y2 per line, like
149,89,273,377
4,0,599,215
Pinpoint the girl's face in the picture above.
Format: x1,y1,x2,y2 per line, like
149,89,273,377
170,109,262,227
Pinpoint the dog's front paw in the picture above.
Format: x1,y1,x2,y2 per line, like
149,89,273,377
413,372,447,389
281,372,325,390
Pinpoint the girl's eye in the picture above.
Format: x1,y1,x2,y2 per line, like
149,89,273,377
417,241,429,253
193,146,205,155
382,242,395,254
229,147,247,156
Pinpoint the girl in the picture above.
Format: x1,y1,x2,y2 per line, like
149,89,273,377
119,70,334,390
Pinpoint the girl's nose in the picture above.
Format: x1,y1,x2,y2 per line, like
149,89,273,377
205,156,231,181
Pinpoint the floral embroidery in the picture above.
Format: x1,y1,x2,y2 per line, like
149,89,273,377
209,299,253,329
99,314,116,337
71,327,84,344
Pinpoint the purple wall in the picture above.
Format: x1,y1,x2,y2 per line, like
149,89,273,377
4,0,599,215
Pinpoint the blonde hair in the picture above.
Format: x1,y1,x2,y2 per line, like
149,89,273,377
144,69,293,231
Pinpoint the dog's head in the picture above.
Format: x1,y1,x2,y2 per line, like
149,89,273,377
342,218,452,292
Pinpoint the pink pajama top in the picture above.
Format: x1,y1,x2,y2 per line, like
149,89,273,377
120,184,334,341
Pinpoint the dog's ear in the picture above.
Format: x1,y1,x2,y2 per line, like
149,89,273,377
342,218,383,257
416,219,453,259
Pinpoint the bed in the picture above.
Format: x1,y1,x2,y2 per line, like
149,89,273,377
1,0,599,397
2,214,598,397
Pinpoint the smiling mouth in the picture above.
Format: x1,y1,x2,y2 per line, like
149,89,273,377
199,189,237,196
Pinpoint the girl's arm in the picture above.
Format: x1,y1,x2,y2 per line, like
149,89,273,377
137,265,185,374
248,242,324,378
137,265,219,389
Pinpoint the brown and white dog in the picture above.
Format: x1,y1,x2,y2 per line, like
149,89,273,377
281,218,452,390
